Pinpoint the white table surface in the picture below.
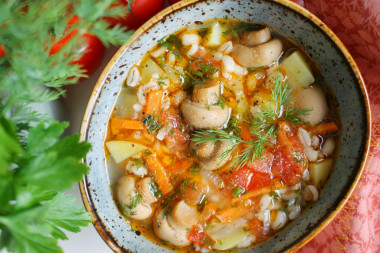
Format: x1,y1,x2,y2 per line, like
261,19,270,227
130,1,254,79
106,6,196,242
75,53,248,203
59,47,118,253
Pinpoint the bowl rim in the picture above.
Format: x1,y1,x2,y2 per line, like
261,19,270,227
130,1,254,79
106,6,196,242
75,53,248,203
79,0,372,252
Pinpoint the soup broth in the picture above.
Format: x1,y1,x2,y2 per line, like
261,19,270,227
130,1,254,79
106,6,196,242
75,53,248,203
105,19,340,251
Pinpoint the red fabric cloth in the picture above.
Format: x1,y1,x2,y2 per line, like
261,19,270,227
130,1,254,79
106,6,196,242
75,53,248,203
295,0,380,252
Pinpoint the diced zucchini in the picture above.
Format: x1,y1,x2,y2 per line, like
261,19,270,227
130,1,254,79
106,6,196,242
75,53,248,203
164,65,181,85
114,88,138,119
280,51,315,89
205,22,223,47
213,228,247,250
140,56,165,84
106,141,146,164
309,158,333,186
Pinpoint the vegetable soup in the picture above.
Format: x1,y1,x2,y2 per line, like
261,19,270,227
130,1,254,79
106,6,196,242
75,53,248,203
105,19,340,251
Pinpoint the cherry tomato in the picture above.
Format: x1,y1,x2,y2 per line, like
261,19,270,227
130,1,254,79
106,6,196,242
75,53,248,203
0,45,5,57
106,0,165,30
169,0,182,4
49,16,105,78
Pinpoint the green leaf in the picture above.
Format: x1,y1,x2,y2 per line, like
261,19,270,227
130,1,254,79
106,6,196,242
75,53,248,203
49,134,91,160
44,193,92,237
0,206,62,253
16,153,88,192
0,118,23,175
25,122,68,156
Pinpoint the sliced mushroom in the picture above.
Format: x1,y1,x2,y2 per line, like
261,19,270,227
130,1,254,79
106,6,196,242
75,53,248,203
193,139,234,171
181,179,209,206
190,142,215,158
241,27,271,47
168,200,200,228
232,39,283,68
153,209,191,247
116,176,152,221
181,99,230,129
192,82,221,105
294,86,328,125
136,177,157,204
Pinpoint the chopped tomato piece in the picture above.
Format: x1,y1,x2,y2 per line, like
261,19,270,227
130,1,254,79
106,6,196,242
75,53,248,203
223,164,273,193
272,122,307,184
159,108,189,151
188,226,215,248
191,50,221,69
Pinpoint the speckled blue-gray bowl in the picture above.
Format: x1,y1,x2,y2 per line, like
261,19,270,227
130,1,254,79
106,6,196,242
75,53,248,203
80,0,371,252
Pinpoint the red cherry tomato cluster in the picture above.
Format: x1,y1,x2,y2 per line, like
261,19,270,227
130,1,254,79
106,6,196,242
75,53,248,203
49,16,105,78
107,0,165,30
51,0,168,80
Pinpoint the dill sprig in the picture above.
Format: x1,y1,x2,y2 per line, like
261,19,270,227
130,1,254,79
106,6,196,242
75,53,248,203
250,72,310,138
191,129,268,170
191,72,309,171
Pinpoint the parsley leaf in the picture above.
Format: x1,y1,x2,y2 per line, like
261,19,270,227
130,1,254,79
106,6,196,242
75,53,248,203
158,34,183,58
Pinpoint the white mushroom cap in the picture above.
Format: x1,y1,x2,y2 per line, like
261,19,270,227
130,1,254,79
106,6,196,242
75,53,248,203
232,39,283,68
199,140,234,171
241,27,271,47
191,142,215,158
192,82,221,105
181,99,230,129
136,177,157,204
168,200,200,228
294,86,328,125
117,176,153,221
153,210,191,247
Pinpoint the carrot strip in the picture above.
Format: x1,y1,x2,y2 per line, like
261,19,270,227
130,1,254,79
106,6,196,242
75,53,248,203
215,203,251,223
231,181,284,204
144,153,173,195
309,121,339,135
144,89,163,115
142,130,155,144
110,118,144,135
166,157,193,173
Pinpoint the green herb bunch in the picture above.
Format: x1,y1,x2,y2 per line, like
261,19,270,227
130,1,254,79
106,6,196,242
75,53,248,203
0,1,132,252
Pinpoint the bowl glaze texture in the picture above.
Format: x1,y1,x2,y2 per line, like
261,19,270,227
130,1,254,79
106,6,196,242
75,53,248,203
80,0,371,252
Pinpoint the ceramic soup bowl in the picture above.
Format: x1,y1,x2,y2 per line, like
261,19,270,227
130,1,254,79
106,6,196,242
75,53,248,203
80,0,371,252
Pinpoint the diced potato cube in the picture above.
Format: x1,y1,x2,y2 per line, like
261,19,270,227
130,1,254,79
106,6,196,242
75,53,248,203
205,22,223,47
280,51,315,89
140,56,165,84
309,158,333,186
106,141,146,163
213,228,247,250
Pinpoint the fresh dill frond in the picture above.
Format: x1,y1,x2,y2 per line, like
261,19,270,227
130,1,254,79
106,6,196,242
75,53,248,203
191,129,241,145
191,129,267,170
251,71,309,138
191,72,309,171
